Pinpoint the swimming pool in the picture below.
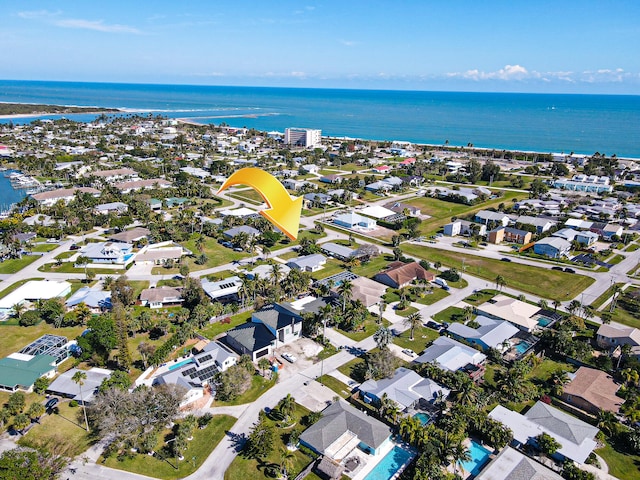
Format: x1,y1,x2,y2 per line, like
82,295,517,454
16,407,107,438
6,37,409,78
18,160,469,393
459,441,491,476
537,317,553,327
168,358,193,371
514,341,531,355
413,412,430,425
364,445,415,480
123,253,134,262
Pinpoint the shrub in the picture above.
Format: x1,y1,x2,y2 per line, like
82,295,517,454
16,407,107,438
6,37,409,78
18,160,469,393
69,400,78,408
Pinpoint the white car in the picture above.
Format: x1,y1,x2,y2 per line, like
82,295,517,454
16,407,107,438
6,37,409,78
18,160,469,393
282,352,297,363
401,349,416,357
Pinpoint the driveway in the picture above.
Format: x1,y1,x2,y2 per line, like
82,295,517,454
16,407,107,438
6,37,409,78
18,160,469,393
273,338,323,380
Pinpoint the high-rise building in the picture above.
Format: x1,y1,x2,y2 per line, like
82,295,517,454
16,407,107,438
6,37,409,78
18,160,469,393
284,128,322,148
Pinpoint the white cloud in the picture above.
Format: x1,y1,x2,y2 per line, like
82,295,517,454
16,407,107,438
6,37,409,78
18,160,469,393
448,64,532,81
55,18,142,34
17,10,61,19
340,39,359,47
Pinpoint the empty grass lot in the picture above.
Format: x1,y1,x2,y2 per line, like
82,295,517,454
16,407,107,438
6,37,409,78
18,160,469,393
315,375,352,398
401,245,594,300
393,325,440,354
597,442,640,480
198,311,252,340
0,255,40,274
104,415,236,480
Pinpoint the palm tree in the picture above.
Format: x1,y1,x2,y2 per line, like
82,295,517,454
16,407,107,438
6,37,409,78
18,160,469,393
258,357,272,377
597,409,618,438
27,402,45,423
72,370,89,431
373,327,393,350
495,275,506,291
378,300,386,324
538,299,549,310
549,370,570,396
278,394,296,423
552,299,561,312
279,446,296,479
403,312,422,340
12,302,25,319
338,280,353,313
195,234,205,253
452,442,471,476
463,306,474,323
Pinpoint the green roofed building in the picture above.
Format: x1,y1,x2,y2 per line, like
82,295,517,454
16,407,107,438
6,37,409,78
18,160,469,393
0,354,57,392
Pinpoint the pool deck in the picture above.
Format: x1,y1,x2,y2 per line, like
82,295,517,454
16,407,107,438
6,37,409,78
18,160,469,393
351,440,415,480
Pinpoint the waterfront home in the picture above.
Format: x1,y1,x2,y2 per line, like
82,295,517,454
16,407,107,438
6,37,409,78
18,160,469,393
414,336,486,376
560,367,623,414
359,367,450,411
299,400,392,460
489,401,599,464
82,242,134,265
532,237,571,258
31,187,101,206
139,286,183,309
286,253,327,272
225,303,302,361
374,261,435,289
447,316,519,351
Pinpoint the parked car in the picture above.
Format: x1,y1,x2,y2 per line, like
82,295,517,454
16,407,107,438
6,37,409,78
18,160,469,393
282,352,297,363
425,320,442,330
233,247,243,252
500,257,512,262
551,266,564,271
45,398,59,410
402,349,416,357
69,244,80,250
564,268,576,273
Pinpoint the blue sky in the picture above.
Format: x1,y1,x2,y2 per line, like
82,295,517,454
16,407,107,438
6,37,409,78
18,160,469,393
2,1,640,93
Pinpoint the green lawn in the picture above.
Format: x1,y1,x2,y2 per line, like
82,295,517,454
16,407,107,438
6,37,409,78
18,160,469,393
198,311,252,340
30,243,59,253
624,242,640,252
393,326,440,354
337,356,366,381
275,250,299,261
606,254,626,266
596,442,640,480
18,401,93,457
395,306,419,317
350,255,391,279
0,255,40,274
310,258,348,280
414,288,450,305
0,323,85,359
54,251,76,260
180,236,249,271
214,374,278,407
227,189,265,205
225,403,313,480
39,262,126,274
463,289,498,306
104,415,236,480
528,358,574,383
609,301,640,330
336,316,390,342
590,283,626,309
432,306,466,324
402,245,594,300
315,375,352,398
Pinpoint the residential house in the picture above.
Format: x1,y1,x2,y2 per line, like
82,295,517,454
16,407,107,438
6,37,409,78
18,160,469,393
384,201,421,216
414,336,486,381
552,175,613,193
301,164,320,174
223,225,260,239
202,276,243,302
443,220,487,237
374,261,435,289
31,187,101,207
320,174,342,184
89,168,138,183
489,401,599,464
476,295,541,332
333,212,377,230
65,287,112,312
0,280,72,317
533,237,571,258
225,303,303,361
515,215,557,234
134,247,183,265
475,447,564,480
447,316,519,351
359,205,397,220
46,367,112,405
359,367,450,411
560,367,623,414
108,227,151,243
487,227,532,245
350,276,387,307
286,254,327,272
596,324,640,356
113,178,171,193
139,287,182,309
94,202,128,215
299,400,392,460
552,228,579,243
474,210,510,227
82,242,134,265
576,230,599,246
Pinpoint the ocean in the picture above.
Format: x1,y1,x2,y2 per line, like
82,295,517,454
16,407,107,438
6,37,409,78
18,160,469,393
1,80,639,158
0,172,27,212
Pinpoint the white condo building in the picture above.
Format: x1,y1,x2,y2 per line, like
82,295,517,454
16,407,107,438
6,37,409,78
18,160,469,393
284,128,322,148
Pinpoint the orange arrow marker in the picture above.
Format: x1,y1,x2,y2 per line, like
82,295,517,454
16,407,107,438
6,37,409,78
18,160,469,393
217,168,303,240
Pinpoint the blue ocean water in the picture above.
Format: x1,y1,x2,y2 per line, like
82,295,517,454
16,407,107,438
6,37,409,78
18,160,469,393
0,172,27,211
0,80,639,157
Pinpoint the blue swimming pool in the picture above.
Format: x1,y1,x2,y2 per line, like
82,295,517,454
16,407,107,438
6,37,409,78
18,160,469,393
514,341,531,354
168,358,193,371
364,445,415,480
413,413,430,425
459,441,491,476
537,317,553,327
123,253,134,262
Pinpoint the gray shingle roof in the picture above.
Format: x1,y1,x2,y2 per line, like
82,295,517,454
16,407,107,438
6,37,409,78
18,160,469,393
252,304,302,331
299,400,391,453
226,322,274,352
524,401,599,445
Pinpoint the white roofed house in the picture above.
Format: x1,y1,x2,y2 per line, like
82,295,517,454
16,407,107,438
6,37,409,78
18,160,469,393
414,336,487,382
82,242,134,265
476,295,541,333
474,210,510,228
201,276,243,302
113,178,171,193
31,187,101,207
65,286,112,312
94,202,128,215
286,254,327,272
333,212,376,230
533,237,571,258
447,316,519,352
0,280,72,318
515,215,557,234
